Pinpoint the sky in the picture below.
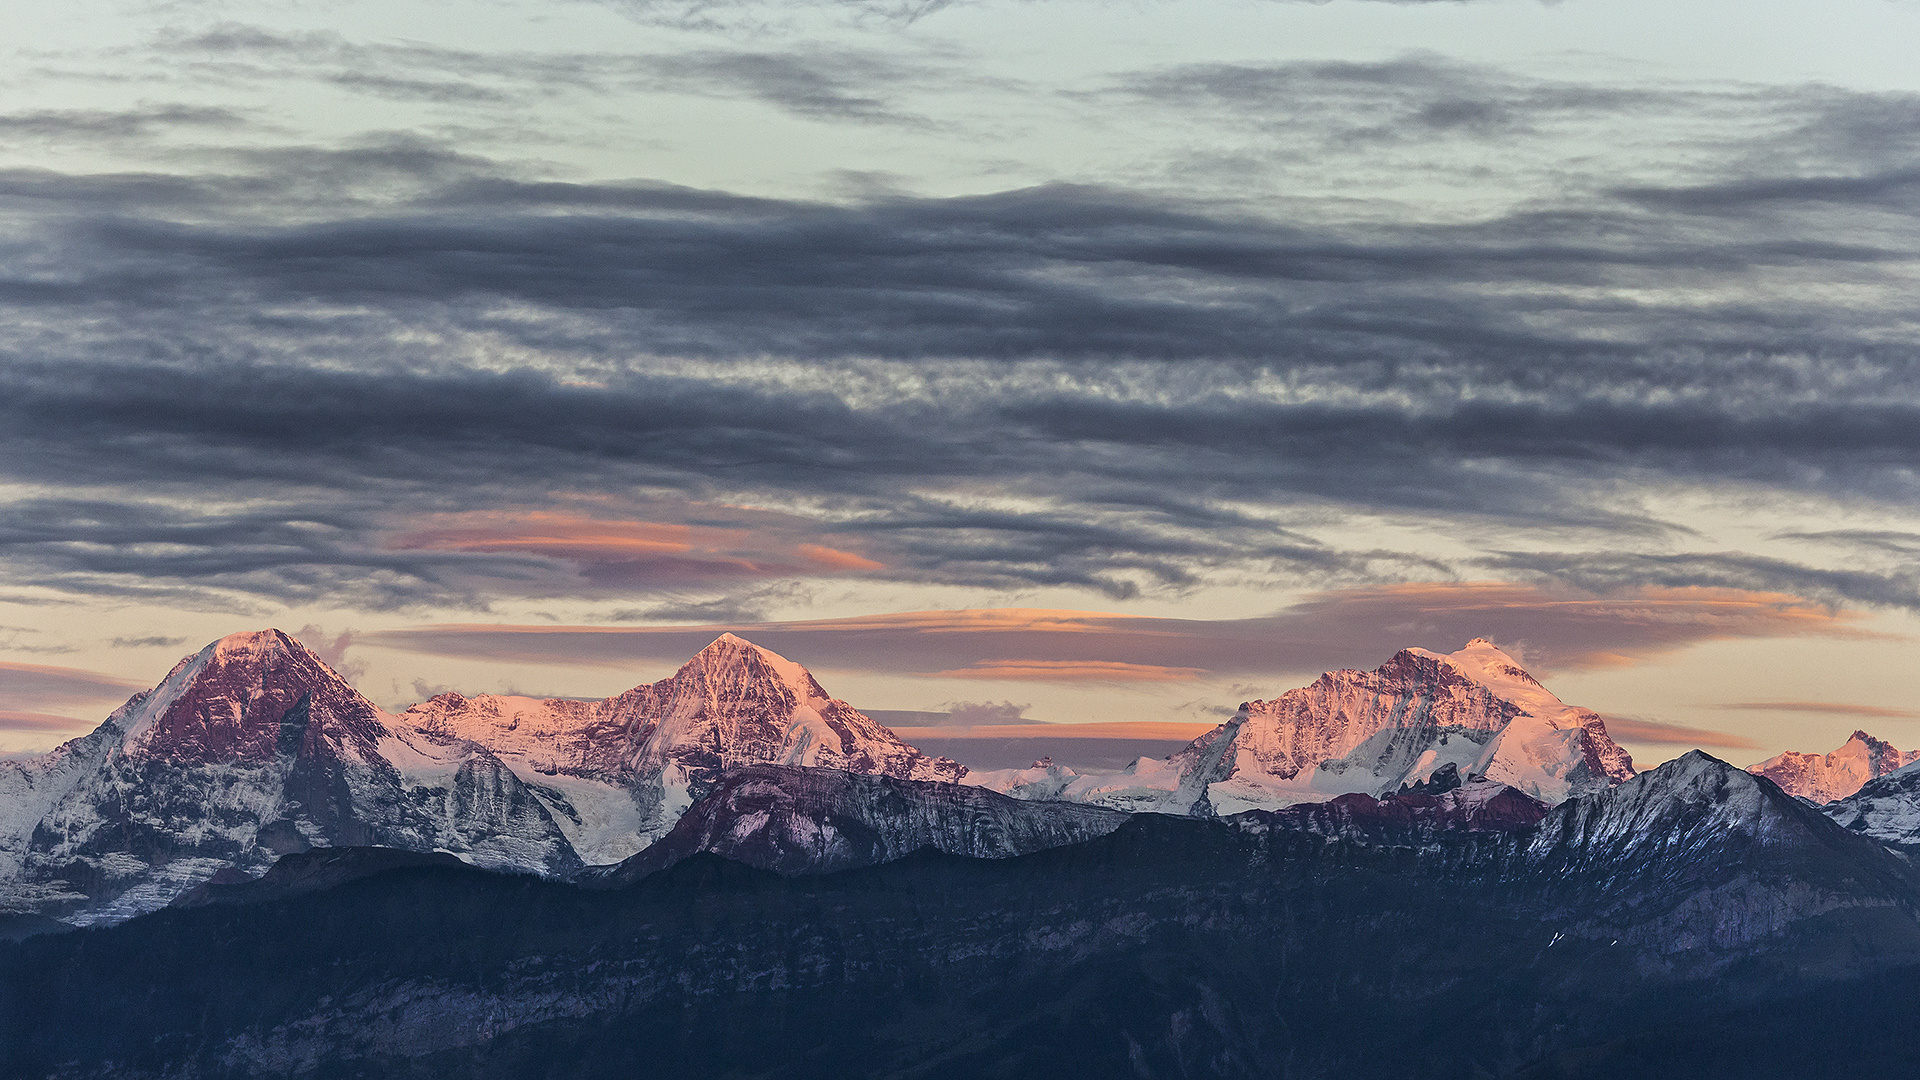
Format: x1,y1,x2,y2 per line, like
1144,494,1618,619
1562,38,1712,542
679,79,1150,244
4,0,1920,771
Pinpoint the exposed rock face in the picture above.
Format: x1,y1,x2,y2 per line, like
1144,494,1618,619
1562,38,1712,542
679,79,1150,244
0,631,582,924
599,764,1129,881
1226,772,1552,846
1750,731,1920,804
990,639,1634,814
0,630,963,923
1232,751,1920,955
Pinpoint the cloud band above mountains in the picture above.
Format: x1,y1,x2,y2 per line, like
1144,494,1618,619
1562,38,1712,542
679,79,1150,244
364,582,1871,684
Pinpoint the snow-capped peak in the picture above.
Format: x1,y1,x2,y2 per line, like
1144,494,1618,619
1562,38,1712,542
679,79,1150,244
682,634,827,697
1414,639,1634,803
118,630,309,749
1019,639,1632,817
1409,639,1556,716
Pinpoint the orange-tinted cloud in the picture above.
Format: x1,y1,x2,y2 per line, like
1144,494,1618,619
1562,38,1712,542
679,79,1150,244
924,660,1206,682
393,513,697,558
0,709,98,734
0,659,144,735
387,511,888,586
0,659,144,703
369,581,1870,688
797,544,885,571
1272,582,1876,672
890,721,1218,741
1598,715,1765,750
1712,701,1920,719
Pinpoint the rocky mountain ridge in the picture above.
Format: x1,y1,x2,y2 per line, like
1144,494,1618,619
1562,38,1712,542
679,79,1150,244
1825,756,1920,855
596,764,1130,881
0,629,1739,928
4,750,1916,1079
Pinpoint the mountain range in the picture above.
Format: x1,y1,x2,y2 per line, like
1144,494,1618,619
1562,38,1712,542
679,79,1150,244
0,629,960,923
0,629,1657,922
5,748,1919,1078
5,628,1920,1077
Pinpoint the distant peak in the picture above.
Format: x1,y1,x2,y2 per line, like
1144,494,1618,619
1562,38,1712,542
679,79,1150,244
692,632,781,665
185,629,361,687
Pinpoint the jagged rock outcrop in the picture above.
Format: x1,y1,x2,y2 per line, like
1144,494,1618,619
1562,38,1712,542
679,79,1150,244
1824,757,1920,855
599,764,1129,881
1750,731,1920,804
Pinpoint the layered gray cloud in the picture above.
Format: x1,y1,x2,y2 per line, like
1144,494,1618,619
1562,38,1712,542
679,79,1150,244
0,105,247,141
2,143,1918,607
147,22,945,125
4,18,1920,620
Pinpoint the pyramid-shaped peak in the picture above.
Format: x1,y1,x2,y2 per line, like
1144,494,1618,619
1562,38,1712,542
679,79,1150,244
190,629,361,686
682,634,822,695
618,634,964,786
108,626,386,765
1533,750,1771,845
1628,750,1791,810
1660,747,1736,778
